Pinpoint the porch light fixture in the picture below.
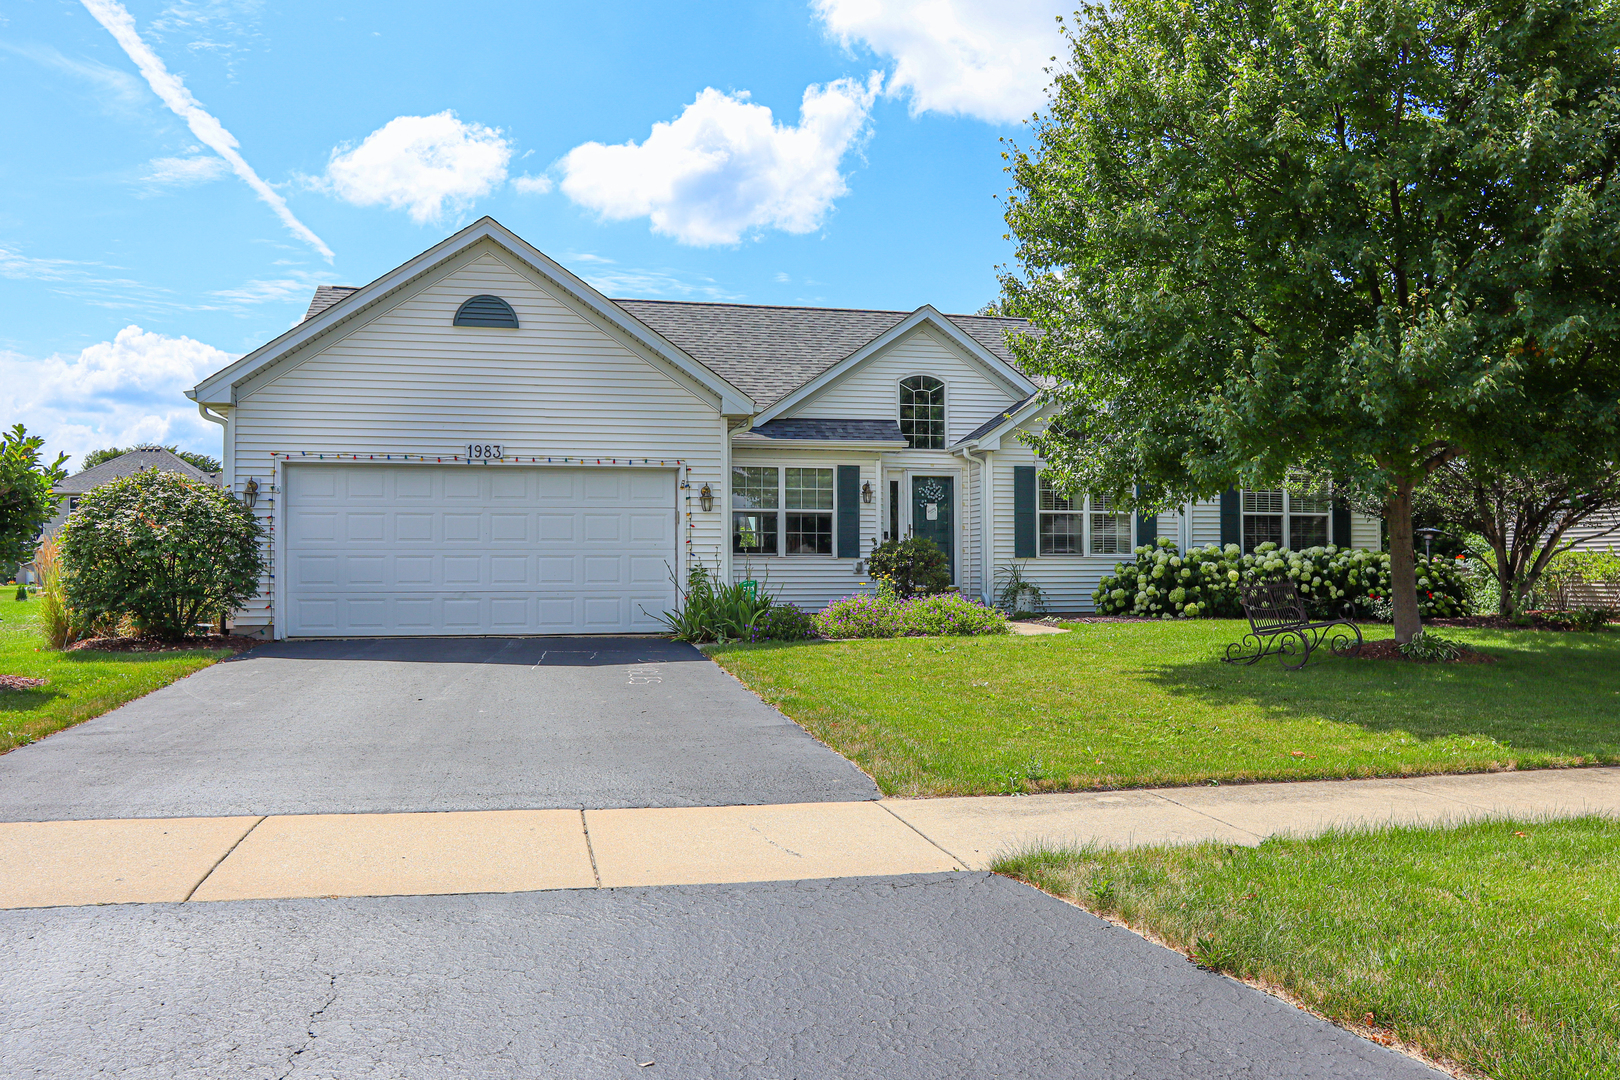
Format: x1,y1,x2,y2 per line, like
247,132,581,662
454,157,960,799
861,481,873,504
699,483,714,512
242,477,259,509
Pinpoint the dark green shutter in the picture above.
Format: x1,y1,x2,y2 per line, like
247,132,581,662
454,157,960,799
1332,497,1353,548
1136,511,1158,548
1013,466,1037,558
836,466,861,558
1220,487,1241,547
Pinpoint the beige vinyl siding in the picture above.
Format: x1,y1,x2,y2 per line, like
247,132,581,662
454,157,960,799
986,439,1118,612
1560,512,1620,552
1351,512,1382,550
1190,499,1224,547
229,245,726,633
787,327,1022,444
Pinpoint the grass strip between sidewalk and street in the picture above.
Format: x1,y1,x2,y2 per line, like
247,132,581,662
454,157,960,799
0,595,232,754
994,817,1620,1080
708,620,1620,796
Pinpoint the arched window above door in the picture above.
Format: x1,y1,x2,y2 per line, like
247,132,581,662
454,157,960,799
899,375,945,449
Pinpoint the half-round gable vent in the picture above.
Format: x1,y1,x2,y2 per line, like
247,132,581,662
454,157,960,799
453,295,519,328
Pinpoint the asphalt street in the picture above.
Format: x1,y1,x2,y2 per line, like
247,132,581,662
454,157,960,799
0,872,1445,1080
0,637,878,821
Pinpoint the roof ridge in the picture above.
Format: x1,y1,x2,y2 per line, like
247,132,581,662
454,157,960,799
613,297,1024,322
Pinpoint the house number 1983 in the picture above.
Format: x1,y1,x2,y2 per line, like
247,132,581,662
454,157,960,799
465,443,503,460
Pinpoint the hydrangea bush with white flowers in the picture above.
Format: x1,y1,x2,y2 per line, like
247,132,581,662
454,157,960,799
1092,539,1472,620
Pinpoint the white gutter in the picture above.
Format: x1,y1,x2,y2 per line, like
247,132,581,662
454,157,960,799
195,401,232,487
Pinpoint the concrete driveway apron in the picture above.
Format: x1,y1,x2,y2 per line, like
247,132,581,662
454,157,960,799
0,637,877,821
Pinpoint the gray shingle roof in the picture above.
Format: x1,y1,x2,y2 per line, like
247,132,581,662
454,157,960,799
57,448,215,494
297,286,1031,408
613,300,1030,407
303,285,361,322
736,418,907,444
956,391,1043,446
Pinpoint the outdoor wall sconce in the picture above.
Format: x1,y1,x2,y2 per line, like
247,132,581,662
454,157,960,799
242,477,259,509
861,481,873,504
699,483,714,512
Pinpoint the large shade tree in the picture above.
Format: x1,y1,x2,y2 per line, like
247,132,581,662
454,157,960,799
0,425,67,572
1000,0,1620,641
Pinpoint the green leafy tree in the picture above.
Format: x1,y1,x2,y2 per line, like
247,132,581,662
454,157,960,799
0,424,67,570
79,443,222,475
60,469,264,641
1000,0,1620,642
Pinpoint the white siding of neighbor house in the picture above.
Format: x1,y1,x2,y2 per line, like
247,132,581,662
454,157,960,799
1561,512,1620,552
786,326,1023,444
227,242,727,634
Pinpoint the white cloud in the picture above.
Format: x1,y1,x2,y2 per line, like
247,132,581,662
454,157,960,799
139,154,227,187
557,75,880,246
773,271,791,283
79,0,334,259
512,174,553,195
320,112,512,224
565,255,743,301
812,0,1065,123
0,40,147,111
0,326,235,468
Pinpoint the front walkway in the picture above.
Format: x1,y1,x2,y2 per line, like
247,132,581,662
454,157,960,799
6,766,1615,909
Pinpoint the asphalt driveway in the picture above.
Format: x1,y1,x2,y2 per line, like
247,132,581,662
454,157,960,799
0,873,1445,1080
0,637,877,821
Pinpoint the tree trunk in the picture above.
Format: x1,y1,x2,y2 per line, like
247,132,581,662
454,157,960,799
1387,480,1423,644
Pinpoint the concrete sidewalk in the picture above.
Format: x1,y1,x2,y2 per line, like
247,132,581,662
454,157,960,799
4,767,1616,909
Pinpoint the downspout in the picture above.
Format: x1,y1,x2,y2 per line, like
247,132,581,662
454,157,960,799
958,443,992,605
194,401,230,486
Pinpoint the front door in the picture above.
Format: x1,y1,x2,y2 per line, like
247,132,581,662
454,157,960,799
911,475,954,581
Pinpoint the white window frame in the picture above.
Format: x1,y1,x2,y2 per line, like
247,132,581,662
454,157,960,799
1242,487,1332,551
732,465,838,557
1038,478,1132,556
898,375,947,450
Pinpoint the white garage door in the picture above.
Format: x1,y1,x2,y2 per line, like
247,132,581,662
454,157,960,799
284,464,678,636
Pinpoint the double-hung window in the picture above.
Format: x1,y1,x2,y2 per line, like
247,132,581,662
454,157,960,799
732,466,836,556
1242,488,1331,551
1039,478,1131,555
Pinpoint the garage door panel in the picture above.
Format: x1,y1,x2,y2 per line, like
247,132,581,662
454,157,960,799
285,465,677,635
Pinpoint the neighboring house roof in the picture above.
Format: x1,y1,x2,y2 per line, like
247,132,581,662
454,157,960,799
614,299,1031,408
57,448,214,494
303,285,360,322
735,418,908,448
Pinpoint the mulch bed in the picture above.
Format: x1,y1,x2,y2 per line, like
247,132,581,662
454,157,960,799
0,675,47,691
1352,638,1496,664
1426,614,1609,632
66,634,265,654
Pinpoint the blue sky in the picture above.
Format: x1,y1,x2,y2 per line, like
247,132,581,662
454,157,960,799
0,0,1069,467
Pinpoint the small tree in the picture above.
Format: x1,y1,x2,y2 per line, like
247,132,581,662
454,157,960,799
867,537,952,599
60,470,264,641
0,424,67,571
1419,458,1620,613
1001,0,1620,643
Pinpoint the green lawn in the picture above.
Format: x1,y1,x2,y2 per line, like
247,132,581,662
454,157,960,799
708,620,1620,795
0,594,234,754
995,818,1620,1080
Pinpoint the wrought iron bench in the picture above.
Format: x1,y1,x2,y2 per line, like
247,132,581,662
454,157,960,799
1223,578,1362,669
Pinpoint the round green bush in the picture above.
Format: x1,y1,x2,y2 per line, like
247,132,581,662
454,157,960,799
60,469,265,641
750,602,816,642
813,594,904,638
899,593,1009,636
1092,538,1472,619
865,537,952,599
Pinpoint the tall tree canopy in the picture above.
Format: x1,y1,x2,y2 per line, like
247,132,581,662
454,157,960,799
0,425,67,570
1000,0,1620,641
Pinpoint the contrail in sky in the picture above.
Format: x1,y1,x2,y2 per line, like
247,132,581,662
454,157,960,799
80,0,335,261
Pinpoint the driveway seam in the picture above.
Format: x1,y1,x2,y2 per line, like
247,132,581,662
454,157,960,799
876,802,970,869
579,809,601,888
183,815,265,902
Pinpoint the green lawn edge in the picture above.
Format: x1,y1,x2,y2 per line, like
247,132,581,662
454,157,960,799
708,620,1620,796
0,595,234,754
992,817,1620,1080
